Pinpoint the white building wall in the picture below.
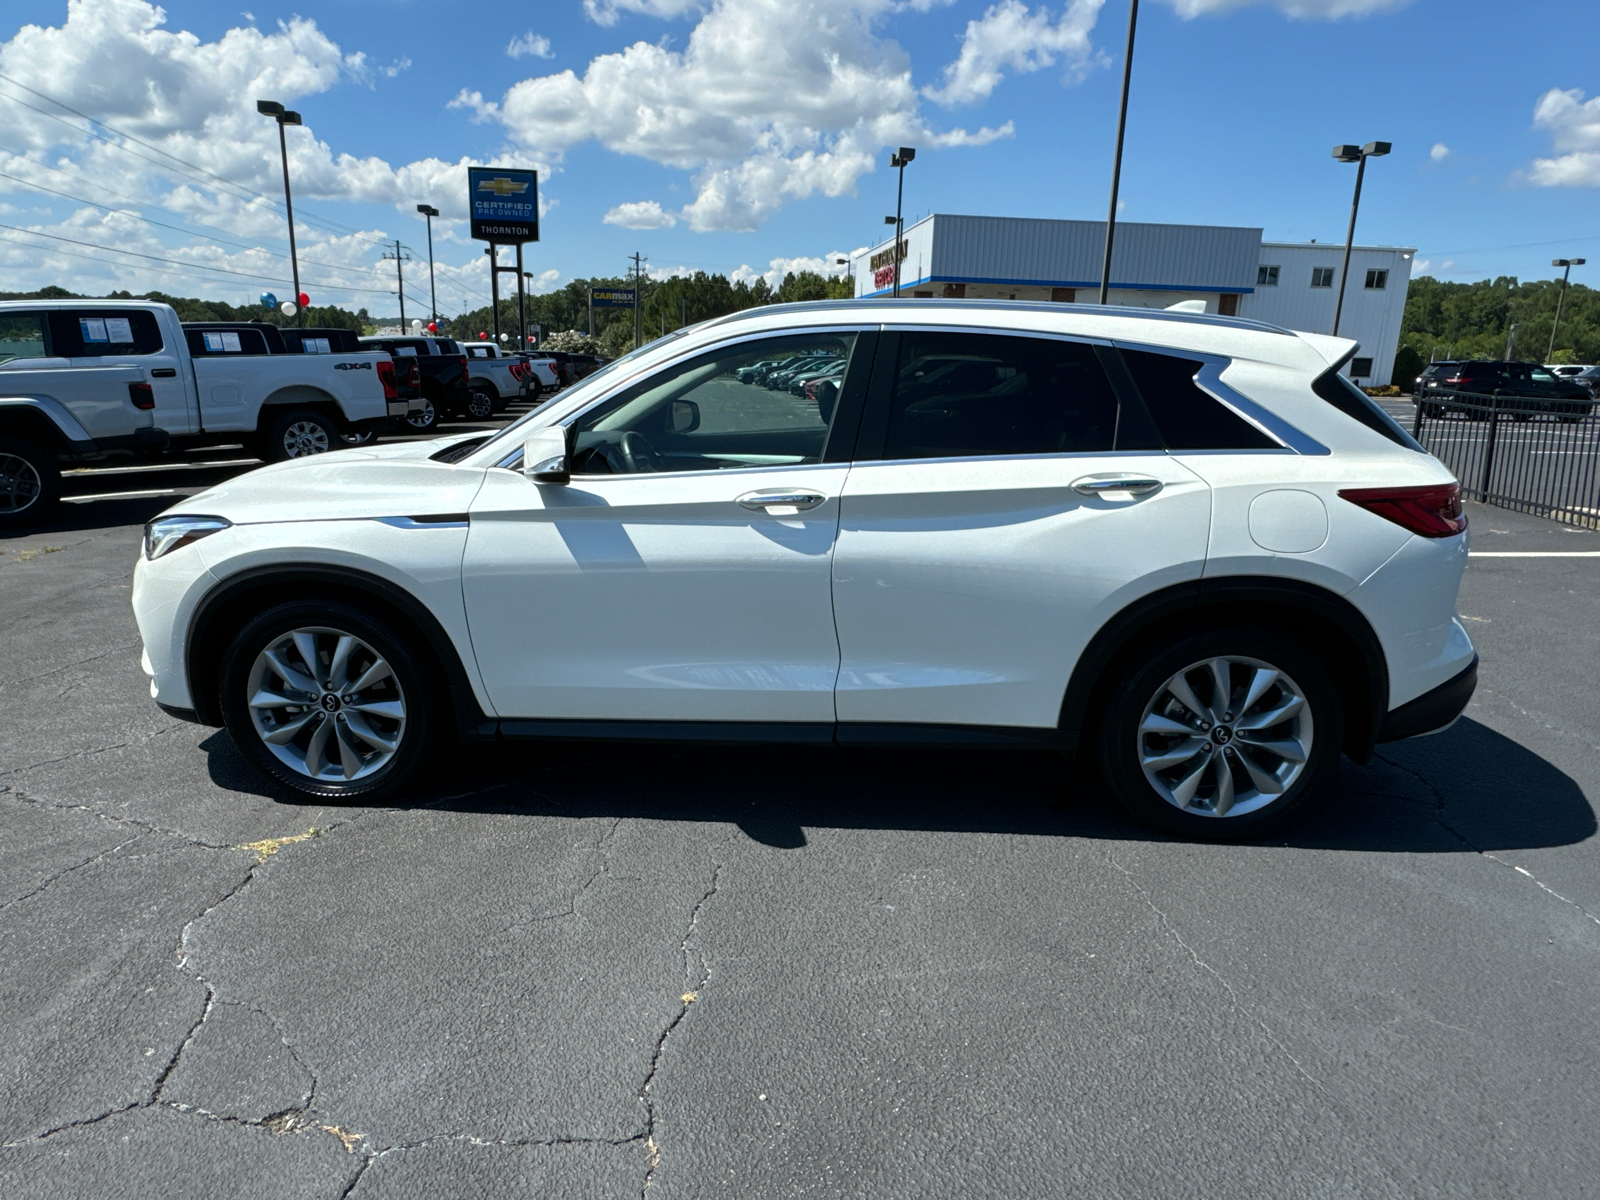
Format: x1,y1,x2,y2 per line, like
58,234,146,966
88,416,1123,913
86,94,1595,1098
1239,243,1414,385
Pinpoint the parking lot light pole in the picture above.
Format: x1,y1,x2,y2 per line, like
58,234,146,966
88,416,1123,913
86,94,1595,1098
416,205,440,326
1505,323,1518,361
889,147,914,297
1099,0,1138,305
1331,140,1390,337
1549,258,1586,361
256,100,304,326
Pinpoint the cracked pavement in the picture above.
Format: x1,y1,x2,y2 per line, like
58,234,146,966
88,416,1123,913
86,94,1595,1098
1,502,1597,1197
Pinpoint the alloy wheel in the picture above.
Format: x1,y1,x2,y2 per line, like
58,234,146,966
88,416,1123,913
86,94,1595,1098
282,420,332,458
406,400,436,430
0,452,42,514
245,626,407,782
1136,655,1313,819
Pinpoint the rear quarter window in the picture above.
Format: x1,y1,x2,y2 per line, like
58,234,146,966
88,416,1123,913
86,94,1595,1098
1312,366,1424,451
1118,348,1278,450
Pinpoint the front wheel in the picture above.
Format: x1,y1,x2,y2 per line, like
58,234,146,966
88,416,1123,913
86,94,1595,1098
219,601,438,802
1098,630,1342,839
0,436,60,529
466,388,495,421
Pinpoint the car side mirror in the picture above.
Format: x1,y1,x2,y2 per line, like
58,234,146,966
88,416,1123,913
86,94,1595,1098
523,426,570,484
667,398,700,434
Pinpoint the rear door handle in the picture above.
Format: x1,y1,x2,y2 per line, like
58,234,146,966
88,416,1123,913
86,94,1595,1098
151,368,177,378
1071,474,1164,497
737,490,826,512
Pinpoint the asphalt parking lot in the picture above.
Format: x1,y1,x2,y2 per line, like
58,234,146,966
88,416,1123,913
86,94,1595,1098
2,421,1598,1196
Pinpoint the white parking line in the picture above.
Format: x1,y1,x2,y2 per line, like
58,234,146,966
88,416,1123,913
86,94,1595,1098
63,488,186,502
63,458,256,476
1469,551,1600,557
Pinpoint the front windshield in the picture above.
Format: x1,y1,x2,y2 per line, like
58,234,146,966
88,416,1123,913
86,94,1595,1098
474,328,695,456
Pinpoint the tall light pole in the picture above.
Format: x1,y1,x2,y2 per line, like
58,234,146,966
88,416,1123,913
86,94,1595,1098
1099,0,1138,305
256,100,303,326
416,204,439,326
883,216,900,296
889,147,914,297
1505,323,1519,361
1331,140,1391,337
1548,258,1586,361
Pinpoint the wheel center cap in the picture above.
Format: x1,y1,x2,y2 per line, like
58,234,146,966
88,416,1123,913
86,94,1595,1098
1211,725,1234,745
320,693,342,712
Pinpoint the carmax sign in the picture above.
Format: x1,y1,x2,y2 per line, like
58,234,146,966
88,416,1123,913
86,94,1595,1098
469,167,539,243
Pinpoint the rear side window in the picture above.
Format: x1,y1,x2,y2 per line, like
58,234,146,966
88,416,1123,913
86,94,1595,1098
49,310,165,357
882,332,1120,460
1311,366,1423,450
0,312,48,363
185,328,270,356
1119,349,1278,450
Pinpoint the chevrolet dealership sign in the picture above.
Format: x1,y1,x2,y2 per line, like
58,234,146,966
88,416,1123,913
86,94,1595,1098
469,167,539,243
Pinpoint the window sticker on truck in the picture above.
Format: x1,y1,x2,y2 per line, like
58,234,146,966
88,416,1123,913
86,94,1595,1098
80,317,108,342
105,317,133,342
304,337,331,354
202,331,242,352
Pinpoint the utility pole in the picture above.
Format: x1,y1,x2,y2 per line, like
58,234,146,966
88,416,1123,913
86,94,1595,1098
631,252,647,349
1098,0,1138,305
381,241,410,331
1549,258,1586,361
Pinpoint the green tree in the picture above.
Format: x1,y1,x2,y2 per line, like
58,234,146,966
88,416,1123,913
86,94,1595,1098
1401,274,1600,364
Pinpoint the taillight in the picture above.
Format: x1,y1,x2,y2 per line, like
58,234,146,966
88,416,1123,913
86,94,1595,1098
1339,483,1467,538
376,359,398,400
1443,375,1464,385
129,381,155,410
460,356,469,385
409,361,421,388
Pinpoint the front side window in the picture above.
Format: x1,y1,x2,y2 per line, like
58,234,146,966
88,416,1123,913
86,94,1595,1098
882,332,1120,460
1311,267,1335,288
1257,265,1280,287
1364,269,1388,290
0,313,47,364
569,332,857,474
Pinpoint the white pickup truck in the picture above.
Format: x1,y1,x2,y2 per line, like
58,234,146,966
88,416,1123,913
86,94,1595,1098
0,300,404,527
457,340,558,412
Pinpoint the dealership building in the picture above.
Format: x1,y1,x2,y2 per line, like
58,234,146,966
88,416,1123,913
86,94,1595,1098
846,214,1414,385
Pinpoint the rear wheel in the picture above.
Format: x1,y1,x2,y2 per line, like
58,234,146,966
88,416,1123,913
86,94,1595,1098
466,387,495,421
1098,629,1342,839
0,436,60,529
261,409,341,462
220,601,438,802
405,399,439,433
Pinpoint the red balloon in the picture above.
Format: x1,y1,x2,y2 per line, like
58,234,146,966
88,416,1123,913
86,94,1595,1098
479,332,487,339
427,322,438,333
297,292,310,308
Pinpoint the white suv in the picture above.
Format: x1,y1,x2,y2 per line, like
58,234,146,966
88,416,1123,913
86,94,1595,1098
132,300,1476,837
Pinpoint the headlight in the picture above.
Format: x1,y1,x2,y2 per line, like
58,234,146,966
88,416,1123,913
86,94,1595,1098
143,514,231,560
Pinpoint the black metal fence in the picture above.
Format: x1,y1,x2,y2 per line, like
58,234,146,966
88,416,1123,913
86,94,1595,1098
1409,393,1600,529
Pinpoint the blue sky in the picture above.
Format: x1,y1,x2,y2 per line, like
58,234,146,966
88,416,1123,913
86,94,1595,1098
1,0,1596,316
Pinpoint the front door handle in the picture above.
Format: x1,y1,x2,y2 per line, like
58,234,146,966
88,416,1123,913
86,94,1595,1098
1071,474,1164,497
737,490,826,512
151,368,177,378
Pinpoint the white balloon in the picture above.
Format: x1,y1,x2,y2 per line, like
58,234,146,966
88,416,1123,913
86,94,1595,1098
280,300,297,316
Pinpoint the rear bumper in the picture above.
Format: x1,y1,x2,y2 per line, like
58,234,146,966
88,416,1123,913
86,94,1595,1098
1376,656,1477,742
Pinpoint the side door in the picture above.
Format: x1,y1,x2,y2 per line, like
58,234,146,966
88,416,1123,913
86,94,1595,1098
462,328,873,726
48,309,195,434
831,328,1212,733
187,327,271,431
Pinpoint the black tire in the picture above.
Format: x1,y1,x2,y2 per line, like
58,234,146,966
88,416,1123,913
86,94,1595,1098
405,398,440,434
1097,628,1343,840
0,436,61,529
219,600,439,803
260,409,341,462
466,387,495,421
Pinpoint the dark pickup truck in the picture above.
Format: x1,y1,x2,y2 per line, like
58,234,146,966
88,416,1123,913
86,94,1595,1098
1414,359,1595,421
358,335,474,432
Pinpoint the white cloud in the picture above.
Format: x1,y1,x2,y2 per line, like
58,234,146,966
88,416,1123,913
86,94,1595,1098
604,200,678,228
1412,258,1429,274
584,0,705,26
1528,87,1600,188
730,251,853,290
924,0,1105,108
1159,0,1412,15
480,0,1011,231
506,32,553,59
1430,142,1449,161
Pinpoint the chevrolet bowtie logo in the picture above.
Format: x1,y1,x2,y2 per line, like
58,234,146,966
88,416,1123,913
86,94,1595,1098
477,176,529,196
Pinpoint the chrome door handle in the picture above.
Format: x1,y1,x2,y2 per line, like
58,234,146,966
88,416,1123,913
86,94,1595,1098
737,491,826,511
1071,475,1164,497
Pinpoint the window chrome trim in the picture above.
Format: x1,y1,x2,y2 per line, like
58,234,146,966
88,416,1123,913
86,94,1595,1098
492,323,877,472
1111,338,1330,457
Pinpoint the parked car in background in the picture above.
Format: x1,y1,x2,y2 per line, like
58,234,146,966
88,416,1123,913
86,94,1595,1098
133,297,1477,840
0,300,400,527
358,335,472,431
1545,364,1595,380
1571,365,1600,398
456,340,541,414
1413,359,1595,420
1412,361,1461,399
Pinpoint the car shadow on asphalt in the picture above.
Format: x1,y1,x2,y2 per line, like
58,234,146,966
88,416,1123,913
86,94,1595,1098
199,716,1595,853
1,494,182,539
